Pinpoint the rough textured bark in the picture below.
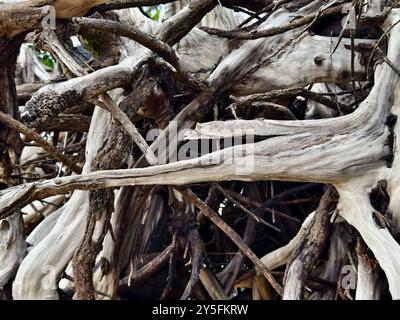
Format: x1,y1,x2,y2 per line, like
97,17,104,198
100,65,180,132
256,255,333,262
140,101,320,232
2,0,400,301
283,186,338,300
0,35,24,185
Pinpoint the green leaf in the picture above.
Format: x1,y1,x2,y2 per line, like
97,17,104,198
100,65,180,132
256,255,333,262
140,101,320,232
35,49,55,71
145,6,161,21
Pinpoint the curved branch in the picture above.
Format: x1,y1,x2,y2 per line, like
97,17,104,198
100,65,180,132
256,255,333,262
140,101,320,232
201,4,345,40
72,17,180,71
21,61,133,127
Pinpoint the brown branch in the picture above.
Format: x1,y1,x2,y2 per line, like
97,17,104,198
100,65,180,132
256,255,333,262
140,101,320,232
180,229,202,300
180,189,283,296
231,88,352,113
0,111,82,173
20,140,86,167
235,0,291,29
220,0,273,12
160,233,179,300
251,102,297,120
283,186,339,299
217,183,261,294
36,114,91,132
73,188,115,300
72,17,180,71
214,184,281,232
200,4,345,40
225,188,301,223
119,243,174,292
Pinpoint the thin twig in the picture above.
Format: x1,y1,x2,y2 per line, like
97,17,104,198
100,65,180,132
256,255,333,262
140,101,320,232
367,19,400,79
231,88,351,113
119,243,174,292
73,17,180,71
215,184,281,232
160,233,178,300
200,4,345,40
180,189,283,296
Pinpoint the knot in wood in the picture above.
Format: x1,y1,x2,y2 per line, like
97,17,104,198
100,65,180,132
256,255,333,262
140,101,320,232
313,55,325,65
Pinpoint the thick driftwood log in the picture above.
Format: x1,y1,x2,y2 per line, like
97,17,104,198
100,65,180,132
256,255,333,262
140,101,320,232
11,1,220,299
6,8,400,298
73,0,217,300
3,0,400,301
20,1,370,128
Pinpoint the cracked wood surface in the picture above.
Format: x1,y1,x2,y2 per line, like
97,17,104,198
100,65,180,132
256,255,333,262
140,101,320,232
2,0,400,300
